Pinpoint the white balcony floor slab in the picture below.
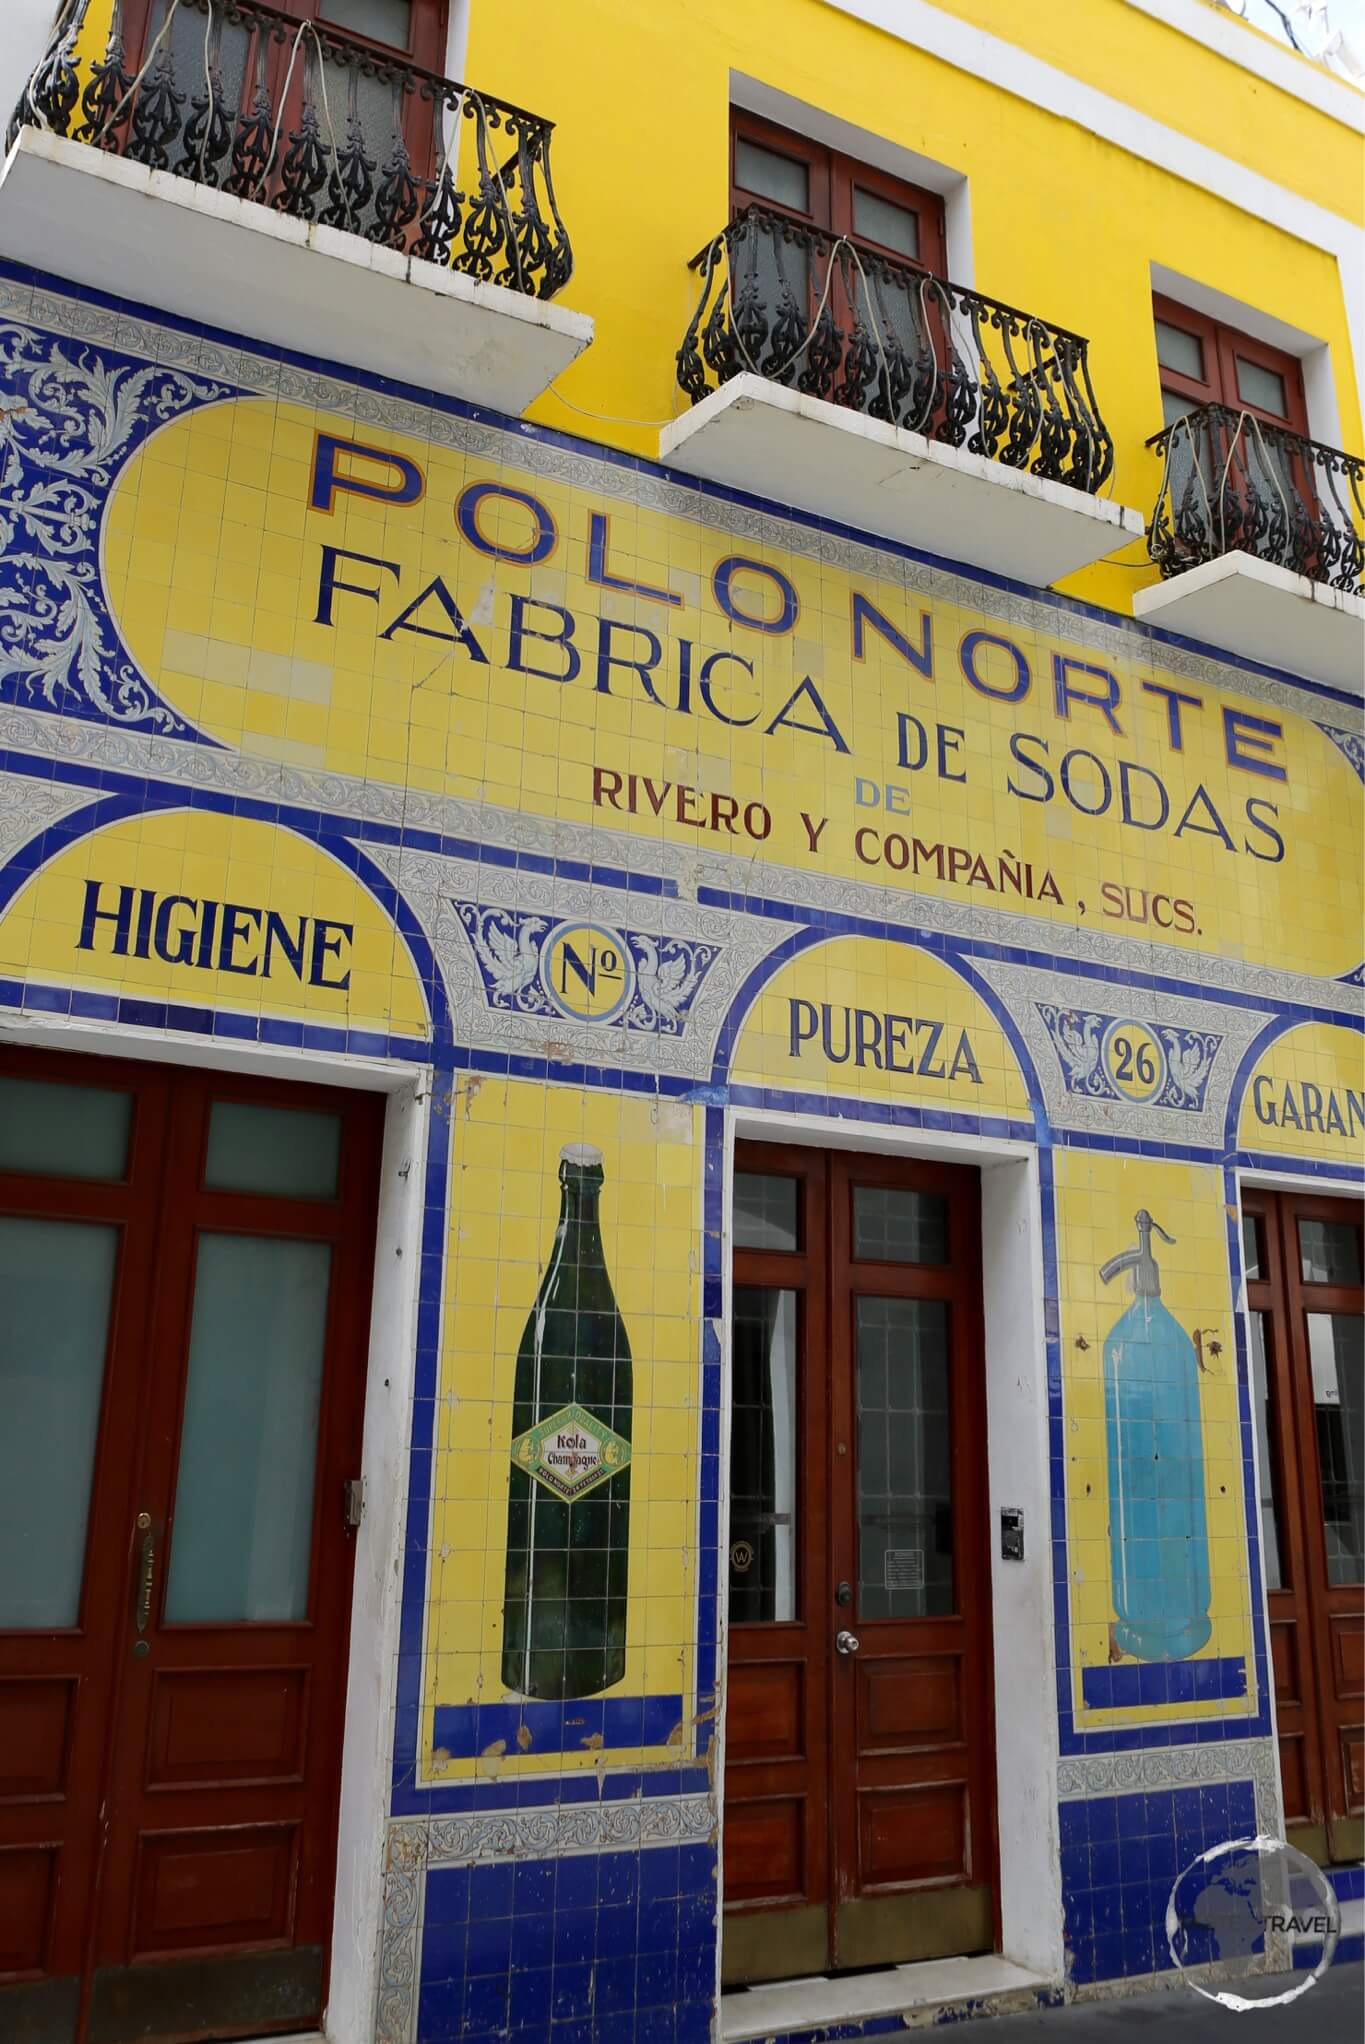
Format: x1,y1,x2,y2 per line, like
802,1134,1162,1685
0,128,591,415
1134,550,1365,694
660,373,1145,588
720,1952,1054,2041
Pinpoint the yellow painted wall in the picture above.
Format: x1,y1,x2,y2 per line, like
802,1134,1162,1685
461,0,1362,619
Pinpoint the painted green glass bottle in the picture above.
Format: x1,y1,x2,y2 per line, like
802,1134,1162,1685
501,1144,633,1699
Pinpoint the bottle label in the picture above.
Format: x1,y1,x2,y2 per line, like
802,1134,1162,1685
510,1401,631,1502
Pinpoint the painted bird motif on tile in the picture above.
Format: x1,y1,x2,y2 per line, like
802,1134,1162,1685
464,907,548,1001
631,934,710,1032
1164,1031,1216,1108
1051,1008,1103,1091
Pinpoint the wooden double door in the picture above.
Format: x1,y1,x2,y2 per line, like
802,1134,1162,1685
1244,1190,1363,1866
722,1145,996,1985
0,1048,381,2044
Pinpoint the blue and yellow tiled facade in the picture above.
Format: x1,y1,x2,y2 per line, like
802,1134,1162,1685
0,71,1360,2025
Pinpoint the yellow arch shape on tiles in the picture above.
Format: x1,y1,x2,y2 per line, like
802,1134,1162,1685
728,935,1031,1120
0,807,429,1039
1237,1020,1365,1164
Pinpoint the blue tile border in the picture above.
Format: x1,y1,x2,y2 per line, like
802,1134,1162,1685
431,1695,684,1760
1081,1657,1248,1711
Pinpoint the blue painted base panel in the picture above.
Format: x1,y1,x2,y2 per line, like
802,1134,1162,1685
1059,1779,1258,1985
415,1842,716,2043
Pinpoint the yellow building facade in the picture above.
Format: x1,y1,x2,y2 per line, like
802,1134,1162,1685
0,2,1360,2041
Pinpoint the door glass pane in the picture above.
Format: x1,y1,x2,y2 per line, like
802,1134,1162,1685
1236,356,1288,418
734,137,810,212
853,1185,947,1265
319,0,412,44
0,1217,118,1626
1155,318,1204,381
1248,1313,1284,1591
1307,1312,1363,1585
0,1075,131,1180
856,1297,952,1618
1241,1212,1263,1282
734,1173,799,1252
165,1233,332,1623
1161,387,1196,430
1298,1217,1362,1287
204,1099,341,1200
852,187,919,259
729,1287,797,1621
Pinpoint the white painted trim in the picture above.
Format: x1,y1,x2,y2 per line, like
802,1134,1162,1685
444,0,472,82
718,1108,1063,1981
1235,1164,1364,1198
818,0,1365,397
1122,0,1365,131
730,72,974,285
0,1012,430,2044
1151,261,1345,450
330,1076,430,2044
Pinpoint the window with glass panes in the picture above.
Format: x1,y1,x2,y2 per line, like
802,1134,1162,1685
1153,294,1309,434
730,111,946,276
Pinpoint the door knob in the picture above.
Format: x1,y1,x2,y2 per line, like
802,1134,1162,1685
835,1629,860,1656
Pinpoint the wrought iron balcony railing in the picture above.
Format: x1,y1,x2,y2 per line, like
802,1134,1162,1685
14,0,572,299
677,203,1114,494
1147,403,1364,593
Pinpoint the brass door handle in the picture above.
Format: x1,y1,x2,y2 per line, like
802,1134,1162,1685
135,1512,155,1635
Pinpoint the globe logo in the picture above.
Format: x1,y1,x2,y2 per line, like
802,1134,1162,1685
1166,1835,1340,2010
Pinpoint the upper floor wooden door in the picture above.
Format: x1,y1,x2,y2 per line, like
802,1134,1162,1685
1243,1190,1363,1866
0,1047,381,2044
722,1144,996,1985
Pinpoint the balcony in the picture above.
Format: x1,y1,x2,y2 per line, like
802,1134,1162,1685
660,204,1144,587
1135,404,1364,691
0,0,590,412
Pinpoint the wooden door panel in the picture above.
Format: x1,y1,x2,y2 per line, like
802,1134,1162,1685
857,1649,963,1748
0,1843,58,1972
1277,1735,1311,1830
145,1669,310,1790
0,1678,77,1799
1341,1729,1363,1808
724,1660,806,1762
1270,1615,1304,1706
722,1798,807,1902
131,1826,300,1955
858,1781,965,1886
1330,1612,1362,1698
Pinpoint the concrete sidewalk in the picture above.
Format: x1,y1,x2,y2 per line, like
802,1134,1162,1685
969,1964,1362,2042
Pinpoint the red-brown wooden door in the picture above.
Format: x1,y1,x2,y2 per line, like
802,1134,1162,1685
722,1144,996,1986
0,1047,381,2044
1244,1192,1363,1866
